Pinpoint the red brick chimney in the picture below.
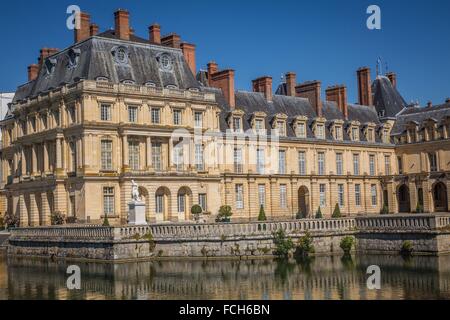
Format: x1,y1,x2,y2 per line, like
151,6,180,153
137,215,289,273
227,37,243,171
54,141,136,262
385,72,397,88
149,24,161,44
38,48,59,66
181,43,196,75
296,81,322,117
357,67,373,106
74,12,91,43
90,24,99,36
114,9,130,40
252,76,273,101
326,85,348,120
27,64,39,81
285,72,296,97
161,33,181,48
207,61,219,86
446,98,450,104
210,69,235,108
129,28,135,36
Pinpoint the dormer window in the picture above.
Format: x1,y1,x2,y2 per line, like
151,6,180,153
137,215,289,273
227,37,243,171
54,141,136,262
233,117,242,132
45,58,57,75
335,126,343,140
158,53,173,71
144,82,156,87
96,77,109,82
351,127,359,141
67,48,81,69
367,128,374,142
275,121,286,136
122,80,135,85
112,46,129,64
272,113,288,136
255,119,264,133
296,122,306,138
316,124,325,139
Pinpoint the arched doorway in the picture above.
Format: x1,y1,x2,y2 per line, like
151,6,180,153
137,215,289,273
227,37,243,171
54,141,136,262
155,187,171,221
433,182,448,212
177,187,193,221
298,186,310,218
398,184,410,213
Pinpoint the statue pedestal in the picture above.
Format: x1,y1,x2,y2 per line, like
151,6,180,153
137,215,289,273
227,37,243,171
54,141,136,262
128,201,147,225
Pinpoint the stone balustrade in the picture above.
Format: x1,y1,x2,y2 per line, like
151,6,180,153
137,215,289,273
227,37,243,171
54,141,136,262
355,214,450,232
10,225,114,241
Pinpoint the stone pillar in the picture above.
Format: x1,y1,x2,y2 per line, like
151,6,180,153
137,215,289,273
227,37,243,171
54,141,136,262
17,194,28,227
42,192,51,226
56,138,63,171
446,180,450,212
409,180,418,212
31,144,37,175
43,142,49,174
168,137,173,170
122,135,129,172
146,136,152,169
21,147,26,176
422,180,432,213
54,184,67,216
29,193,39,227
386,181,397,214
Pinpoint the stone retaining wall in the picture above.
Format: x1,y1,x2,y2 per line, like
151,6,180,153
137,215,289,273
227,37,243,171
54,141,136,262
6,214,450,261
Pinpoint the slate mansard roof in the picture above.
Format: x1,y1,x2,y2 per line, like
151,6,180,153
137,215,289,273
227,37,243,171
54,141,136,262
12,32,199,103
372,75,407,119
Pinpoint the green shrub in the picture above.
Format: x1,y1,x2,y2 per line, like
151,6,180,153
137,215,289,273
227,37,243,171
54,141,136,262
296,231,315,257
258,205,267,221
332,204,342,218
340,236,354,255
401,240,414,256
191,204,203,221
216,205,233,222
3,212,19,229
51,211,65,226
380,203,389,215
102,215,110,227
315,207,323,219
296,210,307,219
273,229,294,258
415,203,424,214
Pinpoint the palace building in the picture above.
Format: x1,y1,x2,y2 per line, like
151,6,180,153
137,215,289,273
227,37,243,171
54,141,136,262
0,10,448,226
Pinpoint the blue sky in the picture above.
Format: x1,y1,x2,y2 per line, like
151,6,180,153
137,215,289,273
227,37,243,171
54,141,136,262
0,0,449,105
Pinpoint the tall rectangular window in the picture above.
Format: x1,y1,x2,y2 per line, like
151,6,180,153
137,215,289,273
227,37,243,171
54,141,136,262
336,153,343,175
353,154,360,175
298,151,306,175
233,117,241,132
297,123,306,138
235,184,244,209
280,184,287,208
351,127,359,141
257,148,265,174
234,148,243,173
199,194,207,212
316,124,325,139
397,156,403,174
371,184,377,206
128,141,140,171
319,184,326,207
155,194,164,213
100,104,111,121
255,119,264,133
151,108,160,124
173,109,182,125
278,150,286,174
174,144,184,171
101,140,113,170
384,155,391,175
258,184,265,207
103,187,114,215
194,112,203,128
195,144,204,171
338,184,344,207
355,184,361,206
152,142,162,171
428,153,438,172
369,154,376,176
318,152,325,175
335,126,342,140
128,106,138,123
177,194,185,213
276,121,286,136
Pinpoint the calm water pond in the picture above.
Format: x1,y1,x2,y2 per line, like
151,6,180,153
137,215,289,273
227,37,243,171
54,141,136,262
0,250,449,300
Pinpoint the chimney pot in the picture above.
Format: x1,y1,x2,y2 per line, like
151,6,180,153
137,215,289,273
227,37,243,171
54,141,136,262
161,33,181,48
252,76,273,101
74,12,91,43
27,64,39,81
149,23,161,44
207,62,219,85
180,42,196,75
386,72,397,88
285,72,297,97
296,81,323,117
326,85,348,120
114,9,130,40
357,67,373,106
89,23,99,36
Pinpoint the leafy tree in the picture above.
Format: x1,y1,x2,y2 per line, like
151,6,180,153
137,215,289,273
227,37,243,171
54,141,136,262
273,229,294,258
216,205,233,222
401,240,414,256
340,236,354,255
51,211,65,226
332,203,342,218
315,207,323,219
102,215,110,227
296,231,315,257
258,205,267,221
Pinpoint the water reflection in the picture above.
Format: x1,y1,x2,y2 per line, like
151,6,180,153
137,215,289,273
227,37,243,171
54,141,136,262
0,252,449,300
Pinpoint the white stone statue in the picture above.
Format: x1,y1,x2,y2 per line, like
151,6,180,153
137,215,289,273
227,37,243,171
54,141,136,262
131,180,141,202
